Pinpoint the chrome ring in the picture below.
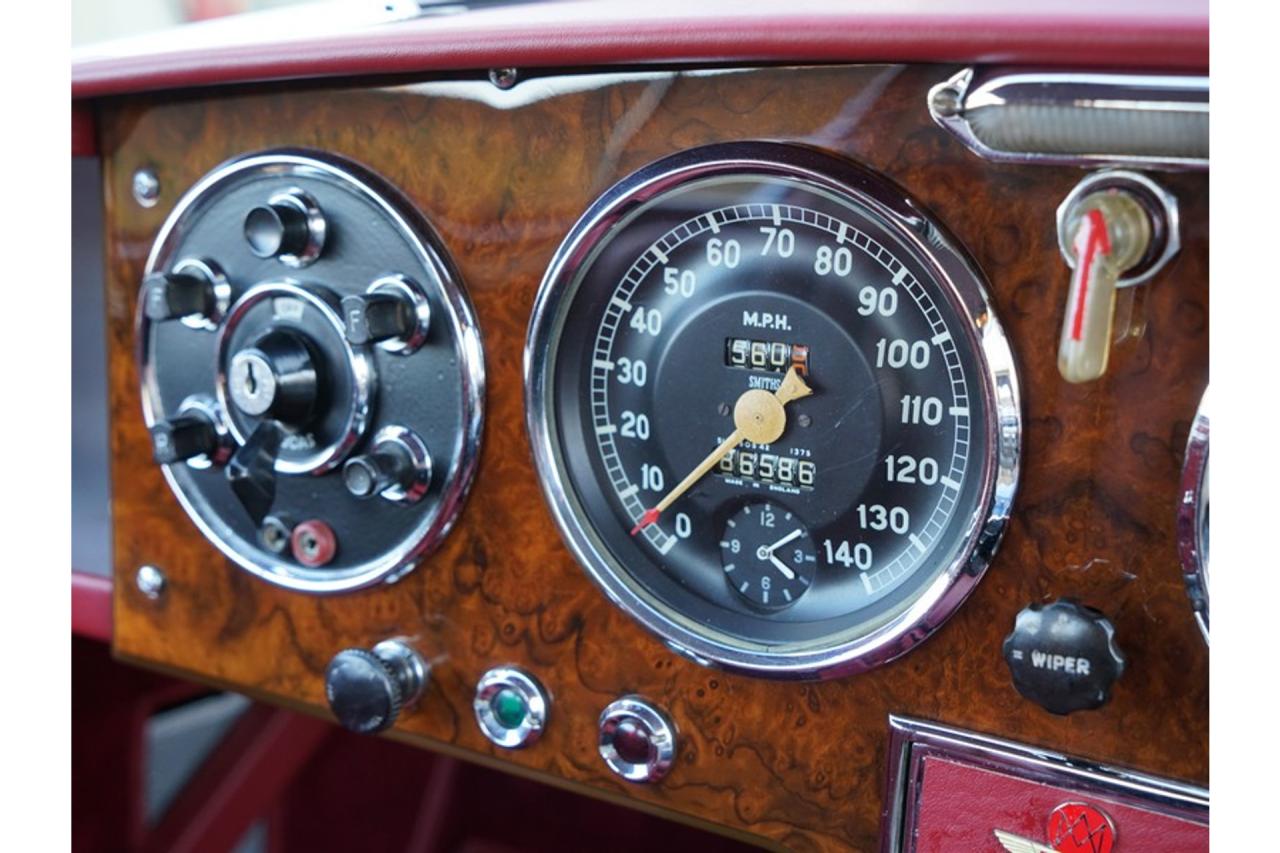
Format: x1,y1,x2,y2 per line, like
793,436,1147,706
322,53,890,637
367,274,432,355
214,280,375,476
172,257,233,331
473,666,550,749
598,695,677,783
1177,387,1209,643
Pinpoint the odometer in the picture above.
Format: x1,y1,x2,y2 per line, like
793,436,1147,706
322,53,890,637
526,143,1020,678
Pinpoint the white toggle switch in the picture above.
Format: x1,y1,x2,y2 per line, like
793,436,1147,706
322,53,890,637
1055,173,1178,384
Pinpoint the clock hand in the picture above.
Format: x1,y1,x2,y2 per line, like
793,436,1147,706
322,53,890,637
767,552,797,580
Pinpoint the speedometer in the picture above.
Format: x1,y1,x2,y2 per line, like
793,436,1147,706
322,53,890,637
525,142,1020,678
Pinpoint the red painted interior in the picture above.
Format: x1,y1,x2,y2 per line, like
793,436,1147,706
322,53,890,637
72,571,112,643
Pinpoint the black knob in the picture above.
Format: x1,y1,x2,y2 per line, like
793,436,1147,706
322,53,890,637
342,443,414,499
150,411,217,464
226,330,319,426
325,641,428,734
143,270,214,322
341,293,417,346
244,201,313,260
1003,599,1126,715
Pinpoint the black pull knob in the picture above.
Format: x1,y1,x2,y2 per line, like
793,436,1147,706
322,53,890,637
325,641,428,734
143,270,214,322
341,293,417,346
342,443,414,499
226,419,281,526
1003,599,1126,715
150,411,217,464
244,201,314,261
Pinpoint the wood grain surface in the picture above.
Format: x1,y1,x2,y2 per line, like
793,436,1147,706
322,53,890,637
97,65,1209,852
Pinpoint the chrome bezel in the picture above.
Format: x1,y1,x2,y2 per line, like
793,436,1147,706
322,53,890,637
880,716,1209,852
1177,387,1210,643
367,274,432,355
524,141,1022,679
139,150,485,594
265,187,326,268
370,424,433,505
598,695,677,783
928,67,1209,171
473,666,550,749
1055,170,1181,289
213,280,375,475
172,257,233,331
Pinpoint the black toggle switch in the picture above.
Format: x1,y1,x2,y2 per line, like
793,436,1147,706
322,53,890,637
150,411,218,465
325,641,429,735
226,419,282,526
342,443,415,499
1003,599,1126,715
143,270,215,322
244,201,313,260
341,292,417,346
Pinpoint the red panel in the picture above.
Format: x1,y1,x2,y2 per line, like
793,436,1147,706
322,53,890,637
72,571,112,642
71,0,1208,99
913,756,1208,852
72,103,96,156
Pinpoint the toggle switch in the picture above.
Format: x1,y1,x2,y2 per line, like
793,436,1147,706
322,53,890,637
141,258,229,328
150,411,218,465
1055,171,1180,384
342,292,418,347
341,426,432,504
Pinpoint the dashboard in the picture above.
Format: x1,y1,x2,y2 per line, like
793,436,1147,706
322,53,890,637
72,7,1210,850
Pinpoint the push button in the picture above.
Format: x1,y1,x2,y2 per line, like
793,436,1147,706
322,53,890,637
598,696,677,782
473,666,549,749
1003,599,1125,715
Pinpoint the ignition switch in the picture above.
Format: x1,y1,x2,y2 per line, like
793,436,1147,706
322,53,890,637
1055,171,1180,383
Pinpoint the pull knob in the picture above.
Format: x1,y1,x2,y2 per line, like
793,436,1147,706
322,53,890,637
325,640,428,735
341,426,433,504
226,330,320,426
341,292,418,346
1003,599,1126,715
243,190,325,266
143,270,216,322
150,410,218,464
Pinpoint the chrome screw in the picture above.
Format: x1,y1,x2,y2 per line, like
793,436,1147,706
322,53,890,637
132,168,160,208
489,68,519,90
135,565,167,600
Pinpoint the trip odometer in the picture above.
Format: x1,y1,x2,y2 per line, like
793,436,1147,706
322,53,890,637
526,142,1020,678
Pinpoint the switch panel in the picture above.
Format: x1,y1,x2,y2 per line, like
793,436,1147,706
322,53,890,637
138,150,484,592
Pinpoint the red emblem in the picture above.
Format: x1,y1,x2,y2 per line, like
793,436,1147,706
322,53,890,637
1048,803,1116,853
994,802,1117,853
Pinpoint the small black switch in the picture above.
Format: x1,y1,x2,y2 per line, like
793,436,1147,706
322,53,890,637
150,412,217,465
341,293,417,346
1002,599,1125,715
143,270,214,322
325,641,428,735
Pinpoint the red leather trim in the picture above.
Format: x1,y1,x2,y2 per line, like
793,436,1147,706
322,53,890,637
71,0,1208,99
72,571,113,643
72,103,96,157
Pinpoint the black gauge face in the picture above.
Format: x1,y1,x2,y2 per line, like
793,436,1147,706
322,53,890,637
529,143,1020,677
720,501,817,611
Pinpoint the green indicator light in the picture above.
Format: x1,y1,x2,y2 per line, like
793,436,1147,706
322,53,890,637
491,687,527,729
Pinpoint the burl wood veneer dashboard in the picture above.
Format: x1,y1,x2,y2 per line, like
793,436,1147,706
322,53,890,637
94,64,1208,851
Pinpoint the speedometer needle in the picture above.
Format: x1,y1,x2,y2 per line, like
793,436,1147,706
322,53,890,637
630,366,813,535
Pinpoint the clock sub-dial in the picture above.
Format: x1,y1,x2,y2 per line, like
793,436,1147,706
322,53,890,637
720,502,817,611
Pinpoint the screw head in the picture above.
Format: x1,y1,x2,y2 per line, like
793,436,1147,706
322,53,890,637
930,86,962,118
132,168,160,208
135,565,167,600
489,67,519,90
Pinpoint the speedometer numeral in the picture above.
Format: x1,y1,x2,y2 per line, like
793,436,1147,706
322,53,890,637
628,306,663,335
876,338,931,369
706,237,741,268
823,539,873,570
900,394,943,425
663,267,696,297
640,463,664,492
758,226,795,257
857,503,910,534
814,244,853,276
619,410,650,440
615,357,647,386
885,454,939,485
857,285,898,316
